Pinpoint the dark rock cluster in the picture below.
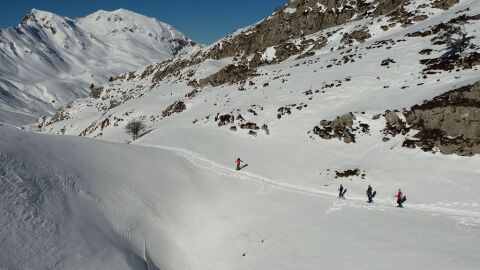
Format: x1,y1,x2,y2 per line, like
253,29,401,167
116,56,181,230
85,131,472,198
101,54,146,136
162,101,186,117
313,113,357,143
403,81,480,155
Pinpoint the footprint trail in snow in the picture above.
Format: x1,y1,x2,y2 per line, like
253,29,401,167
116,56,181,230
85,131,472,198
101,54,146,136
148,144,480,224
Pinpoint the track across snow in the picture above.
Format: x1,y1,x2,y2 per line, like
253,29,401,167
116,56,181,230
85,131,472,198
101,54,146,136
147,144,480,222
2,127,480,270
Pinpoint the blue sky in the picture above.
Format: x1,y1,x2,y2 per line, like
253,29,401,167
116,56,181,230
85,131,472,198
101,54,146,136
0,0,289,44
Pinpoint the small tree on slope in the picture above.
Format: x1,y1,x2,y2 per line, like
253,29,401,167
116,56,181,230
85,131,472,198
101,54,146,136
442,23,474,60
126,119,145,140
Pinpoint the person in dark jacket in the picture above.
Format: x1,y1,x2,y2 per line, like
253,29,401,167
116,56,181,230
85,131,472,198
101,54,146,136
338,184,347,199
366,185,375,203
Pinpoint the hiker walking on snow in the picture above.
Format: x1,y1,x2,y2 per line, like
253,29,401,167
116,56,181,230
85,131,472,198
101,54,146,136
395,189,407,208
235,158,243,171
338,184,347,199
366,185,376,203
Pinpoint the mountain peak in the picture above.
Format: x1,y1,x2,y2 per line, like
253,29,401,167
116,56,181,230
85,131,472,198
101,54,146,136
1,7,198,126
20,8,69,27
26,8,64,20
83,8,154,23
77,8,194,48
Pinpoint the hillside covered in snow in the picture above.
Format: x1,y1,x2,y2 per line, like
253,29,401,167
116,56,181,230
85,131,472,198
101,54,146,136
2,0,480,269
37,0,480,156
0,8,197,127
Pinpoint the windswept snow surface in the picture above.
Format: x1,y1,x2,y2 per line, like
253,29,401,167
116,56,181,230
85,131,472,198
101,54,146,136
1,126,480,270
0,9,197,126
7,0,480,269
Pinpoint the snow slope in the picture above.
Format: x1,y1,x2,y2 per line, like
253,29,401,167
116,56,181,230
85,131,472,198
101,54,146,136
1,126,480,270
0,9,198,126
8,0,480,268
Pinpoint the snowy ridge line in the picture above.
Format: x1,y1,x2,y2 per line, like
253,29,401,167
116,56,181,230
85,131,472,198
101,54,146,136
0,8,199,126
145,144,480,219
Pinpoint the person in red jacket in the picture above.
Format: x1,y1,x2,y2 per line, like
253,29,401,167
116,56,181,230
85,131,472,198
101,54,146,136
395,189,406,208
235,158,243,170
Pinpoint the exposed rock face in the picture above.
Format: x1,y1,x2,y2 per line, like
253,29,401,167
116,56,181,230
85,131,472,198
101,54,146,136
335,168,360,178
432,0,460,10
202,0,406,60
342,27,372,44
146,0,419,94
90,87,103,99
240,122,260,130
249,41,310,67
217,114,234,127
277,103,308,119
198,64,258,87
383,111,408,137
313,113,356,143
335,168,366,179
277,106,292,119
381,58,396,67
404,82,480,156
49,109,70,124
421,52,480,73
151,0,409,88
162,101,186,117
415,15,480,73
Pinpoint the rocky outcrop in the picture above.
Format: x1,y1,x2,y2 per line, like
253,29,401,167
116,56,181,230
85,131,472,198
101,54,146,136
216,114,235,127
198,64,258,87
202,0,406,61
413,15,480,73
90,86,103,99
212,113,269,136
240,122,260,130
249,41,309,67
381,58,396,67
421,52,480,73
432,0,460,10
341,27,372,44
403,82,480,156
313,113,357,143
335,168,366,179
383,111,408,137
153,0,409,88
277,103,308,119
162,101,186,117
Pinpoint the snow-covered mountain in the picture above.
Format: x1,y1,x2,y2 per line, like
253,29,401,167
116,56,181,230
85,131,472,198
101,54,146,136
37,0,480,156
0,8,198,126
2,0,480,269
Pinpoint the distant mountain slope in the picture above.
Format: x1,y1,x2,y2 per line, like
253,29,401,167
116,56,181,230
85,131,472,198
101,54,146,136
0,8,198,126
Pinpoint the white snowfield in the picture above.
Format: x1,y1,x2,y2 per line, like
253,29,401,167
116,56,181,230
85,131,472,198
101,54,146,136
0,9,198,127
3,0,480,269
1,126,480,270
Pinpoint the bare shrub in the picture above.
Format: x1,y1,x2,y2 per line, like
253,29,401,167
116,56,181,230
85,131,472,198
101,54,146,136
126,119,145,140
